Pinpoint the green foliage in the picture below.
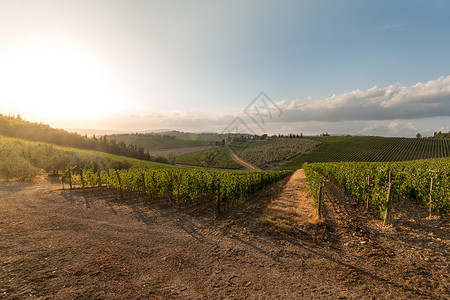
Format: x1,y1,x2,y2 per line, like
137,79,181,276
230,138,320,168
0,114,170,163
0,114,92,148
0,138,38,180
65,168,293,207
176,146,242,169
281,136,450,170
304,158,449,216
106,133,212,149
303,163,325,203
166,152,176,165
0,135,179,181
433,131,450,139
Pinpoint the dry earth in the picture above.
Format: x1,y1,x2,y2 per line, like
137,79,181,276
0,171,449,299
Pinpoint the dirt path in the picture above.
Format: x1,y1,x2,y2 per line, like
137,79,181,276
1,173,449,299
260,169,319,230
224,144,262,171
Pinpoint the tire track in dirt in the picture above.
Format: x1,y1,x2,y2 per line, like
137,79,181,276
224,144,262,171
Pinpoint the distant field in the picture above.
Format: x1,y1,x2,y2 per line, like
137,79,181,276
106,134,212,150
175,146,242,169
280,136,450,170
229,138,321,169
147,145,213,157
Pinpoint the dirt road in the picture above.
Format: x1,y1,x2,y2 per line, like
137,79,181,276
0,172,448,299
224,144,262,171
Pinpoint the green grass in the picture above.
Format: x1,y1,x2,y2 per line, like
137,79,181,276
176,146,242,169
280,136,450,170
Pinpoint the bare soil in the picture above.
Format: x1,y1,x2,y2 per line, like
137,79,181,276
0,171,449,299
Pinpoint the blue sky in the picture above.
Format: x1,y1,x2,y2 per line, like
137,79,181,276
0,0,449,136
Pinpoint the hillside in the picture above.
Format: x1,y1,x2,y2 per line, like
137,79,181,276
0,135,179,181
229,138,320,169
0,115,170,164
175,146,242,169
105,133,213,150
0,114,92,148
146,131,228,141
280,136,450,170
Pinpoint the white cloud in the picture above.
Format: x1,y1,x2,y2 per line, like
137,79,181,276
407,122,419,131
388,120,401,133
88,76,450,137
275,75,450,122
382,23,403,32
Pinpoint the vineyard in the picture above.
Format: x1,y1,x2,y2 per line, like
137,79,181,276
61,168,293,210
175,146,242,169
229,138,320,169
281,136,450,170
304,157,450,217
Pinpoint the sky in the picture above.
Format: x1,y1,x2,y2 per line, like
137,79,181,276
0,0,449,137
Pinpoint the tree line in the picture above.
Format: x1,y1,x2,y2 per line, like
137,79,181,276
0,114,172,164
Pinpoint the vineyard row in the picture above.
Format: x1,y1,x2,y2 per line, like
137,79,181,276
61,168,293,211
304,158,450,216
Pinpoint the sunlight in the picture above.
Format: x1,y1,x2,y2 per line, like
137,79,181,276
0,41,124,122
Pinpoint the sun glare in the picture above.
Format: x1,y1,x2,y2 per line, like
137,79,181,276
0,41,124,123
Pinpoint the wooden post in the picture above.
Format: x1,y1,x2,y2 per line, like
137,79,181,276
68,167,72,190
80,170,85,190
366,175,371,210
216,178,221,215
318,182,323,218
115,169,124,200
383,171,393,226
141,173,147,198
98,170,102,188
174,175,180,204
429,177,434,217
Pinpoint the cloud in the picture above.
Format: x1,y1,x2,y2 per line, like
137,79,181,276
275,75,450,123
388,120,401,133
92,76,450,137
382,23,403,32
355,120,425,137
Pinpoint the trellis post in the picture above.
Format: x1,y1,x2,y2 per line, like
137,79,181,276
98,170,102,188
142,173,147,199
383,171,393,226
115,169,124,200
429,177,434,217
68,167,72,190
318,182,324,218
216,178,221,215
366,175,371,210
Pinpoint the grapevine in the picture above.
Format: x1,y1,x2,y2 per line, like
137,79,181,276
304,158,449,216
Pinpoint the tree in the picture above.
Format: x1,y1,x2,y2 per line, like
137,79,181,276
416,132,422,138
166,152,176,165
